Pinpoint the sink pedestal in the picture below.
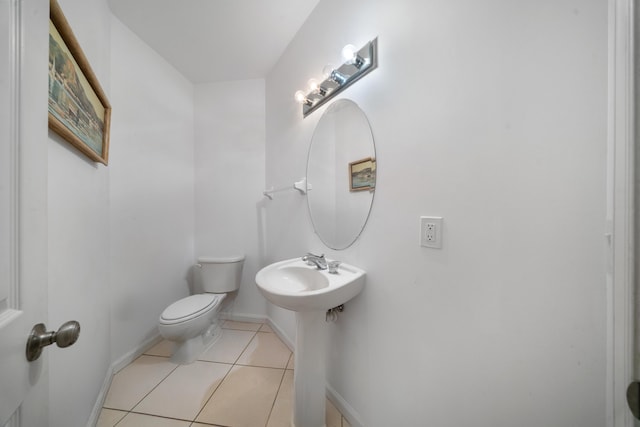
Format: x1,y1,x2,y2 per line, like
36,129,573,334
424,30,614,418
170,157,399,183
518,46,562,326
254,258,366,427
293,310,327,427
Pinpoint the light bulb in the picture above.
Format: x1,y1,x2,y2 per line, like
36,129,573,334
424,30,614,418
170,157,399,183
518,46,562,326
322,64,335,79
294,90,306,104
341,44,357,62
308,78,319,92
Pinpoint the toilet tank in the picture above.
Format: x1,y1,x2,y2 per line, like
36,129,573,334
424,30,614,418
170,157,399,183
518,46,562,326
197,256,245,293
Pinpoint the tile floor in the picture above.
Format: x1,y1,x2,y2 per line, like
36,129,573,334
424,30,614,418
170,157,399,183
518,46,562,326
96,320,351,427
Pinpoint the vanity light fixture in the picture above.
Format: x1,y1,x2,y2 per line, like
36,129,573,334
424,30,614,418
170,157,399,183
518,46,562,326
295,90,312,106
294,38,378,118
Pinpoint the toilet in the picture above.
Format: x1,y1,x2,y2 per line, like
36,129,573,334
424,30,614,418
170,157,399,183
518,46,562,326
158,255,244,364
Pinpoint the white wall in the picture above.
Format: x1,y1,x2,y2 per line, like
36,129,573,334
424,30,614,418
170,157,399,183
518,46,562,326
194,79,267,319
265,1,608,426
109,16,195,362
47,4,196,425
47,0,112,425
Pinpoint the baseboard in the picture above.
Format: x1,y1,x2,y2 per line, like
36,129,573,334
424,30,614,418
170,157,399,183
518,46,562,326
220,311,267,324
86,334,163,427
326,383,364,427
112,333,164,374
266,317,294,351
85,364,114,427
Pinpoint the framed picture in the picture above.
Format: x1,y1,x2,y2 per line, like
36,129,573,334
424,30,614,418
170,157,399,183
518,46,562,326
48,0,111,165
349,157,376,192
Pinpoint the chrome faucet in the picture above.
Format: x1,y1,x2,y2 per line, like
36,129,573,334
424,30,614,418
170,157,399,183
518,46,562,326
302,252,327,270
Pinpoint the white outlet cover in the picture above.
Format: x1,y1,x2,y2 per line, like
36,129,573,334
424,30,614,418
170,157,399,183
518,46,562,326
420,216,443,249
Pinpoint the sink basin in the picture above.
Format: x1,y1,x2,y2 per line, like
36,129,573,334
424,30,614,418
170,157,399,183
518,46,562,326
255,258,365,312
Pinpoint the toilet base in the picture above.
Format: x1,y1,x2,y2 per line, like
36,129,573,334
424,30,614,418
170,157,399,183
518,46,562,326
203,321,223,350
169,321,224,364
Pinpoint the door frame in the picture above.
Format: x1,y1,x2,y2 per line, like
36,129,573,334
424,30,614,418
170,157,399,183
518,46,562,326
608,0,635,426
3,0,50,425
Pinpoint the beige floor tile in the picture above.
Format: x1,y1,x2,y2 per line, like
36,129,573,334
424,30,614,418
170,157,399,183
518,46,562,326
133,361,231,420
196,365,284,427
144,340,173,357
103,356,177,410
95,408,127,427
116,412,191,427
222,320,262,331
259,323,274,333
286,353,294,370
343,416,353,427
326,399,341,427
236,331,291,368
198,329,255,364
267,371,344,427
266,370,293,427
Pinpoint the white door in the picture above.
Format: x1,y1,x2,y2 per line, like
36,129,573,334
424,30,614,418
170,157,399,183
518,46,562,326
0,0,49,425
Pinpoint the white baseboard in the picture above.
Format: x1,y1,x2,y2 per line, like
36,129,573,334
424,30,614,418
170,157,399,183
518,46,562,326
220,311,267,324
86,364,114,427
266,317,294,351
326,383,364,427
86,333,163,427
112,334,164,374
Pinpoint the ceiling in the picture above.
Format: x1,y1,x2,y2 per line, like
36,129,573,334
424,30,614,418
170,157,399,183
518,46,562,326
109,0,320,84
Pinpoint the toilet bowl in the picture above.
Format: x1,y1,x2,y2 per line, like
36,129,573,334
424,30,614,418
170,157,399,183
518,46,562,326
158,255,244,364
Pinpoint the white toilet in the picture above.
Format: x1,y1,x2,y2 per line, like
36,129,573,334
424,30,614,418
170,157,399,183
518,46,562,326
158,255,244,364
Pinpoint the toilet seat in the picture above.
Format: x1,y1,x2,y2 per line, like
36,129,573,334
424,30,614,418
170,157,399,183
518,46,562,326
159,294,225,325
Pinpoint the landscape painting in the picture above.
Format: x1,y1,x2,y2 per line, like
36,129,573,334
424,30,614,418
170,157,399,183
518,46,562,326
48,0,111,165
349,157,376,192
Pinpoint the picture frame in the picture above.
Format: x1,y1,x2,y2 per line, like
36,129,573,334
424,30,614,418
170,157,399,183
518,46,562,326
349,157,376,192
48,0,111,165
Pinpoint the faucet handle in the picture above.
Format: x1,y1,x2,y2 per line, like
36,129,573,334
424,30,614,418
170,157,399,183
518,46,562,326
327,260,341,274
306,252,324,259
303,252,324,265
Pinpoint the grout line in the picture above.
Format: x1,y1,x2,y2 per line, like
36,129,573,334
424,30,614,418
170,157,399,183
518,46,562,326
231,329,259,365
191,322,263,424
127,411,195,423
190,362,233,424
109,408,128,427
102,321,348,427
196,360,234,367
233,363,289,371
140,353,171,360
264,367,288,427
286,352,294,371
125,358,180,416
234,362,290,370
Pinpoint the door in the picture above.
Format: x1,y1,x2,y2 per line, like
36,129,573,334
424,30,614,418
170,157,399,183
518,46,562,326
608,0,635,426
0,0,49,425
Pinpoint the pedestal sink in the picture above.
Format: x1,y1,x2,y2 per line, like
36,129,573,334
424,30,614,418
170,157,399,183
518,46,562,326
255,258,365,427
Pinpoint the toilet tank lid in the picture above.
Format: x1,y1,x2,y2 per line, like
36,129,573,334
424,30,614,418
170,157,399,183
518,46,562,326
197,255,245,264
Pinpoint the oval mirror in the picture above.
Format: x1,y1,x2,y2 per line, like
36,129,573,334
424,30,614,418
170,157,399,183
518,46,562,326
306,99,376,250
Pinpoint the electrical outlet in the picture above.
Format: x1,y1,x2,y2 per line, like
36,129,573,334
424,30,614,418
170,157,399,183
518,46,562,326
420,216,443,248
425,223,436,241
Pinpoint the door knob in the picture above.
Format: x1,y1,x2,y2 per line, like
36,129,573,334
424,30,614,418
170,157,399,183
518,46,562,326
25,321,80,362
627,381,640,420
